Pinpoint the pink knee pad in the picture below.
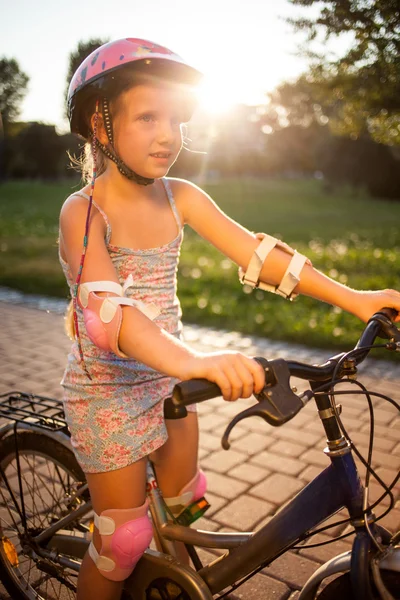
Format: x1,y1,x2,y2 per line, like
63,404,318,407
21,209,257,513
180,469,207,502
163,469,208,521
88,500,153,582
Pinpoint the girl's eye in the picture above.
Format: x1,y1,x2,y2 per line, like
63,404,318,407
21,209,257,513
139,114,155,123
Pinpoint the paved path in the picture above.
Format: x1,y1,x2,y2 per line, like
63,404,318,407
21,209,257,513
0,300,399,599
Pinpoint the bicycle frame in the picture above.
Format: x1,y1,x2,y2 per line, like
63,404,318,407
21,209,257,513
0,389,399,600
0,428,366,597
143,443,366,595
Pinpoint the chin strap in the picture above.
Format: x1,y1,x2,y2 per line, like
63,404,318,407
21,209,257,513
239,234,308,300
95,97,154,186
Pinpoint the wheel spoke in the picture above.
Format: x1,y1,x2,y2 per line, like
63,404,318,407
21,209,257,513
0,433,85,598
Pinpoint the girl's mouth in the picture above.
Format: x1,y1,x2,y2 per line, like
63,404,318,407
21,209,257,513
150,152,171,159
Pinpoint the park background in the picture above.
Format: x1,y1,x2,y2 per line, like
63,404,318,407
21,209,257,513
0,0,399,354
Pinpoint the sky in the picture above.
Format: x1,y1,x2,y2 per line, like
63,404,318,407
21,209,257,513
0,0,342,132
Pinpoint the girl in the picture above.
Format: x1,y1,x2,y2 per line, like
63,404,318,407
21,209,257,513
60,38,400,600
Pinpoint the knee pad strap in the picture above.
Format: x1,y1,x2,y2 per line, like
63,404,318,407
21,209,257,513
88,500,153,581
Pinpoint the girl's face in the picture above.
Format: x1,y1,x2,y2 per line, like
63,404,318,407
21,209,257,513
111,82,186,180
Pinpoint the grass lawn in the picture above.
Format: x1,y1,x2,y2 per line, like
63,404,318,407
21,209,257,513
0,178,399,354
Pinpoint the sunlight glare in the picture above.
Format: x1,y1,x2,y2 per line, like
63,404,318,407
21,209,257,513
197,76,242,115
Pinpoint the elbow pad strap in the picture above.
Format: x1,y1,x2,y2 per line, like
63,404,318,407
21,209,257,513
239,235,307,300
78,280,160,357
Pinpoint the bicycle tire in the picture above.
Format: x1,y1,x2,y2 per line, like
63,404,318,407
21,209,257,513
317,570,400,599
0,429,89,600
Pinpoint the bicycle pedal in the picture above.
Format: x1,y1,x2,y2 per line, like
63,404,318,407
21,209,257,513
175,497,210,526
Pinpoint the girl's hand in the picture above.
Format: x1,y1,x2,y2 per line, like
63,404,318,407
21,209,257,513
184,352,265,401
351,289,400,323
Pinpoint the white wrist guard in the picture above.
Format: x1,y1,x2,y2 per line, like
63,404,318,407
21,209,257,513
239,234,308,300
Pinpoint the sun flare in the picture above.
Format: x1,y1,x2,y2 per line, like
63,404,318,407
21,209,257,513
196,76,243,115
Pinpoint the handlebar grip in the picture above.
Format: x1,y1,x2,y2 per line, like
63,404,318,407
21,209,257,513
378,307,398,321
173,379,222,406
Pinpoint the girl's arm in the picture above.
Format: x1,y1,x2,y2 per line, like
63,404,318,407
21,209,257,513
59,196,264,399
172,178,400,322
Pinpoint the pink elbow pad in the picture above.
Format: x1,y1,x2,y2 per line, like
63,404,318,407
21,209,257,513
78,280,160,358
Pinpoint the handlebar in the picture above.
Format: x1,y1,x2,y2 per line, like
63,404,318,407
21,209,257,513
172,308,398,406
166,308,399,427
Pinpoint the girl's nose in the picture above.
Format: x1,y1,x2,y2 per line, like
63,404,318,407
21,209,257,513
157,120,177,144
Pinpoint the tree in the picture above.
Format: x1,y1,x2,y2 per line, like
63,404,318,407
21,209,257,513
64,38,109,116
288,0,400,145
0,58,29,127
262,77,400,198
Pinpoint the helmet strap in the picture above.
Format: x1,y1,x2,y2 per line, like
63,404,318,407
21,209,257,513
96,97,154,187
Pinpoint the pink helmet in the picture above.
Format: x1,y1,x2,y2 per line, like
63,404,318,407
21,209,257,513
67,38,202,138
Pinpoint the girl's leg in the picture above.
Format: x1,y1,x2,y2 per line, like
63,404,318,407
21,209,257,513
77,458,147,600
150,411,199,496
150,412,200,563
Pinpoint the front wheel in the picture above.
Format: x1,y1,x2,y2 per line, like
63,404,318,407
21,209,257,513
0,429,89,599
317,570,400,599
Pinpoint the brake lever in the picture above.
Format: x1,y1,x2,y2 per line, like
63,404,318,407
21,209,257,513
221,358,307,450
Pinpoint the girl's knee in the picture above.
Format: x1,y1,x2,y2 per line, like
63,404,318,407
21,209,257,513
89,500,152,581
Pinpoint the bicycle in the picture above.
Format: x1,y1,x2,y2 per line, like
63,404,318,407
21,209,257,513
0,307,399,600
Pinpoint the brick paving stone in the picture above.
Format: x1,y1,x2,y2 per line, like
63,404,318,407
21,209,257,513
297,533,353,564
232,572,290,600
213,494,274,530
299,448,331,468
298,464,324,484
270,426,322,448
375,507,400,534
213,421,251,441
289,412,317,428
204,492,228,517
199,413,229,433
375,467,400,494
368,482,394,508
200,431,225,451
372,407,399,425
251,473,304,505
270,439,310,458
361,422,400,442
244,417,277,434
250,451,307,476
263,551,321,589
304,420,328,434
229,431,273,455
338,414,368,431
193,515,220,531
368,449,400,470
205,471,248,499
351,430,397,452
255,514,273,529
198,446,210,460
315,510,350,538
230,463,270,484
216,398,253,417
202,448,248,474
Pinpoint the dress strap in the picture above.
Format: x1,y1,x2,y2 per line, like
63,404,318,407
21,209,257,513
69,191,112,245
161,179,182,230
